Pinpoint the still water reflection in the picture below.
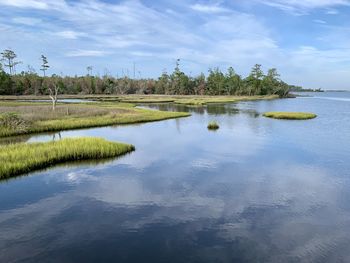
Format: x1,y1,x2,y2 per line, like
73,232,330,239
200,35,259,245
1,92,350,262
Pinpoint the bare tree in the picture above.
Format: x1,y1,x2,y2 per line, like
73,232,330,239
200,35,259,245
1,49,21,75
40,55,49,76
48,83,59,111
43,77,59,111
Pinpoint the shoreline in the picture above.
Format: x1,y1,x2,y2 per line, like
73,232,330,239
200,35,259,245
0,95,278,138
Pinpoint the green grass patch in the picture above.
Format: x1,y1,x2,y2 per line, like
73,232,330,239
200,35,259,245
263,112,317,120
207,121,219,130
0,137,135,179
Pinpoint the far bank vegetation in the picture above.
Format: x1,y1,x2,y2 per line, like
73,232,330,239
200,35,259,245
1,50,298,98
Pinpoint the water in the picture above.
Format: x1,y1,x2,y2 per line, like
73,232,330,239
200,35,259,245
1,92,350,262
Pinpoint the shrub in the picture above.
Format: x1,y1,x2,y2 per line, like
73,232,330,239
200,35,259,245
0,112,29,131
207,121,219,130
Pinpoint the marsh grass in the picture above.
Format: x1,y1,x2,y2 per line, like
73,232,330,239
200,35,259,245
207,121,219,130
0,101,190,137
0,103,124,121
0,137,135,179
175,99,205,105
174,95,277,106
119,97,175,103
1,94,279,105
0,95,278,137
35,108,190,133
263,112,317,120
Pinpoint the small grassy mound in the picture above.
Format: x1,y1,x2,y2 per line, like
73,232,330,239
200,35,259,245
207,121,219,130
0,137,135,179
263,112,317,120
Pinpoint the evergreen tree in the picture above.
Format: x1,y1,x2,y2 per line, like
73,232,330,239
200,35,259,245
40,55,50,77
225,67,241,95
207,68,226,95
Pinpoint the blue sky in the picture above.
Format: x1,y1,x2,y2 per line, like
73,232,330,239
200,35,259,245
0,0,349,89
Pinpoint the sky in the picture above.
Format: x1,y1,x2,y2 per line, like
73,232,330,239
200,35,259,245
0,0,349,89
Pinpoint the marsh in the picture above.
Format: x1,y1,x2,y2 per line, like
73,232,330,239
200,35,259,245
0,92,350,262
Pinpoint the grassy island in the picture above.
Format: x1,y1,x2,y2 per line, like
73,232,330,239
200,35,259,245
263,112,317,120
0,101,190,138
207,121,220,130
94,94,279,105
0,137,135,179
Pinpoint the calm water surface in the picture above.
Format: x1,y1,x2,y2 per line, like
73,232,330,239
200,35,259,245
1,92,350,262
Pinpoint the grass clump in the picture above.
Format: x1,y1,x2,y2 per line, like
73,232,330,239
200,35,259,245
0,137,135,179
207,121,219,130
263,112,317,120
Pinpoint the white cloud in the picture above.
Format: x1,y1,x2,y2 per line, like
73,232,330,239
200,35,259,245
12,16,42,25
325,9,339,14
280,45,350,88
313,19,326,24
130,51,154,57
263,0,350,9
257,0,350,14
65,49,109,57
54,30,85,39
0,0,48,9
292,46,350,64
0,0,66,10
190,3,229,13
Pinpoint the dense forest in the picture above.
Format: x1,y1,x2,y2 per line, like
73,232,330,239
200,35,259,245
0,50,299,97
289,86,324,92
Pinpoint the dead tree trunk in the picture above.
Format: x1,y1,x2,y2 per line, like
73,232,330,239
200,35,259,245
48,84,59,111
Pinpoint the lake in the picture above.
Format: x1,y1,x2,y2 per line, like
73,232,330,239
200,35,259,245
1,92,350,262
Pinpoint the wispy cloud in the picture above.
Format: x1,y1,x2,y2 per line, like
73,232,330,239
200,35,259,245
0,0,349,89
54,30,85,39
313,19,327,24
11,16,41,25
256,0,350,14
0,0,66,10
325,9,339,14
0,0,48,9
130,51,154,57
190,3,229,13
65,49,109,57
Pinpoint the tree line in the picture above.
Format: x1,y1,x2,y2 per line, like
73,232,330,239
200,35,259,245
1,50,298,97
